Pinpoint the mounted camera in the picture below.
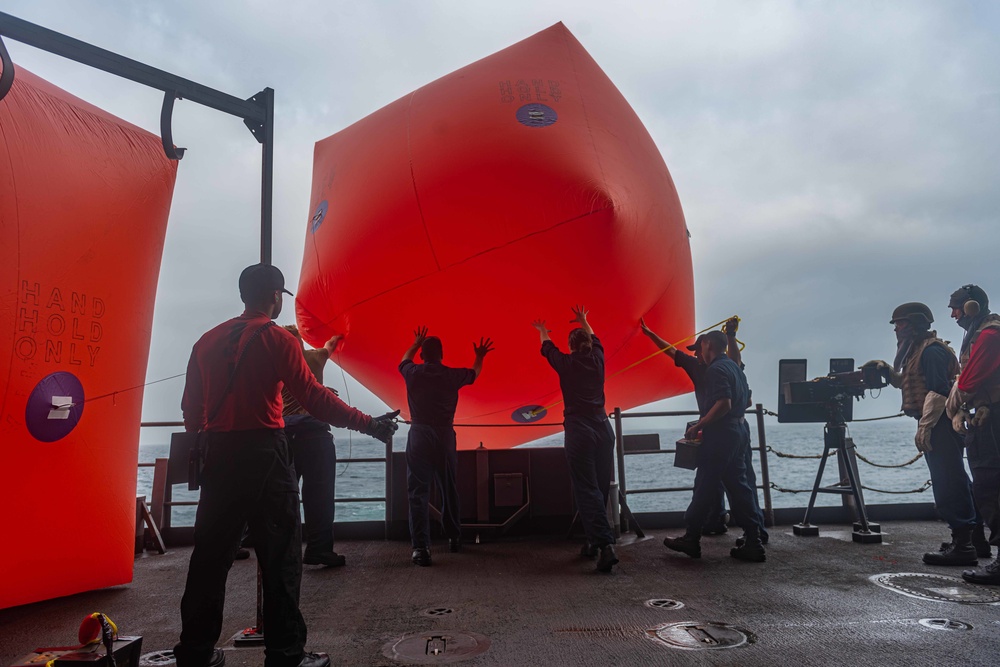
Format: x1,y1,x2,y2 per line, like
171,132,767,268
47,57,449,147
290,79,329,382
777,358,889,423
777,359,890,542
785,366,889,404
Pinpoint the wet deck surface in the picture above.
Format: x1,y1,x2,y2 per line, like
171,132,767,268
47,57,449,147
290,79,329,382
3,521,999,666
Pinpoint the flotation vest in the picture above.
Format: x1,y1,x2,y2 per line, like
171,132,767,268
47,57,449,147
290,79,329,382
959,314,1000,367
900,333,958,415
281,348,326,417
960,314,1000,405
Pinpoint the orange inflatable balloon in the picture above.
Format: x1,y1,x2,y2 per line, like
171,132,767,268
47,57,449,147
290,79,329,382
297,23,693,449
0,67,177,608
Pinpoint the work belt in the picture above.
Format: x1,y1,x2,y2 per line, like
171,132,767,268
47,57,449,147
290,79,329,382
564,409,609,421
706,415,746,428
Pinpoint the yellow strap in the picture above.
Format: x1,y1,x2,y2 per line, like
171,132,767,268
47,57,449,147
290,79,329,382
530,315,742,417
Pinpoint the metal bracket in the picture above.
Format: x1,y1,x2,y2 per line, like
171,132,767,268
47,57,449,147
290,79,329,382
0,34,14,102
242,89,268,144
159,90,186,160
0,11,274,262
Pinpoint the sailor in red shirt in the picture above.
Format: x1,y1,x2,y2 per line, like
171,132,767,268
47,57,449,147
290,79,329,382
174,264,398,667
946,284,1000,586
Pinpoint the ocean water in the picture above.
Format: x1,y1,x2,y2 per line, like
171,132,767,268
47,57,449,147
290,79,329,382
138,416,940,526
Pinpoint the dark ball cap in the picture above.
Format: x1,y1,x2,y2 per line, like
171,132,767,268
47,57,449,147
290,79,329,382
686,334,706,352
949,284,988,312
239,263,293,304
889,302,933,328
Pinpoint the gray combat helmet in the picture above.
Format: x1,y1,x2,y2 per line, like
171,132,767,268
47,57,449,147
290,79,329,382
890,302,933,330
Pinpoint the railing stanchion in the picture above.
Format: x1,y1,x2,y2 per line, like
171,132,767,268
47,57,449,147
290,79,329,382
150,458,169,535
384,434,393,540
755,403,774,527
613,407,628,533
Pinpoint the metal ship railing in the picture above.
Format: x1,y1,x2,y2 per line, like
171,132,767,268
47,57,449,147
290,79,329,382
138,420,394,545
611,404,775,531
136,405,935,549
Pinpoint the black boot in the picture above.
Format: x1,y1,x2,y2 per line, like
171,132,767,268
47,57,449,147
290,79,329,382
596,544,619,572
730,529,766,562
702,514,729,536
923,526,977,566
702,523,728,536
303,550,346,567
962,556,1000,585
663,533,701,559
972,524,993,559
296,653,330,667
735,532,770,548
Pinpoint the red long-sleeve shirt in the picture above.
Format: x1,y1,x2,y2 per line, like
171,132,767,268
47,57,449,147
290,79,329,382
958,327,1000,394
181,310,371,433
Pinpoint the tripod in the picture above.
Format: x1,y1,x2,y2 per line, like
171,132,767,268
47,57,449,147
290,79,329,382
793,396,882,543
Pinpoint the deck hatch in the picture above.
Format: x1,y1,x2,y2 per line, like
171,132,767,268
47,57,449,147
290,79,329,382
422,607,455,617
139,650,177,665
919,618,973,631
871,573,1000,604
382,630,490,664
645,598,684,610
646,621,753,650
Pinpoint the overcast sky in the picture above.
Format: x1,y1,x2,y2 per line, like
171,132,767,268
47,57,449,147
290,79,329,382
4,1,1000,442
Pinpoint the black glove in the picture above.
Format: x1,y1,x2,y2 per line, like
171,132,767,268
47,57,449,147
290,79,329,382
366,409,400,444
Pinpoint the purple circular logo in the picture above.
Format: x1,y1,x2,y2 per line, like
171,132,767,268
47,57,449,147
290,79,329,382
516,104,558,128
25,372,85,442
310,200,328,234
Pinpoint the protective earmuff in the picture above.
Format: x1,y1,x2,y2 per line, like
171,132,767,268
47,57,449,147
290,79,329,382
961,284,982,317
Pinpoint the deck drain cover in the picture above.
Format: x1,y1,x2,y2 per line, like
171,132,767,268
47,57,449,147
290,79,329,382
871,573,1000,604
383,630,490,664
139,651,177,666
423,607,455,617
647,621,752,650
645,598,685,610
919,618,973,631
920,618,972,630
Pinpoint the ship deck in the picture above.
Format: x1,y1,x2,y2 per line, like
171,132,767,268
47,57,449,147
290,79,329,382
3,520,999,666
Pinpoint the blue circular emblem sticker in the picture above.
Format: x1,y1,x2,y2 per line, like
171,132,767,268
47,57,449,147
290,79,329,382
25,371,85,442
516,104,558,128
310,200,328,234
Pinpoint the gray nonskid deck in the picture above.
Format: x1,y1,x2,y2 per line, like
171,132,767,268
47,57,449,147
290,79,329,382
2,521,998,666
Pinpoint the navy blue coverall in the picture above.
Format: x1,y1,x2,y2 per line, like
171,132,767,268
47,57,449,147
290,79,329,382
399,359,476,550
683,354,766,540
675,351,767,541
284,414,339,557
542,335,616,548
